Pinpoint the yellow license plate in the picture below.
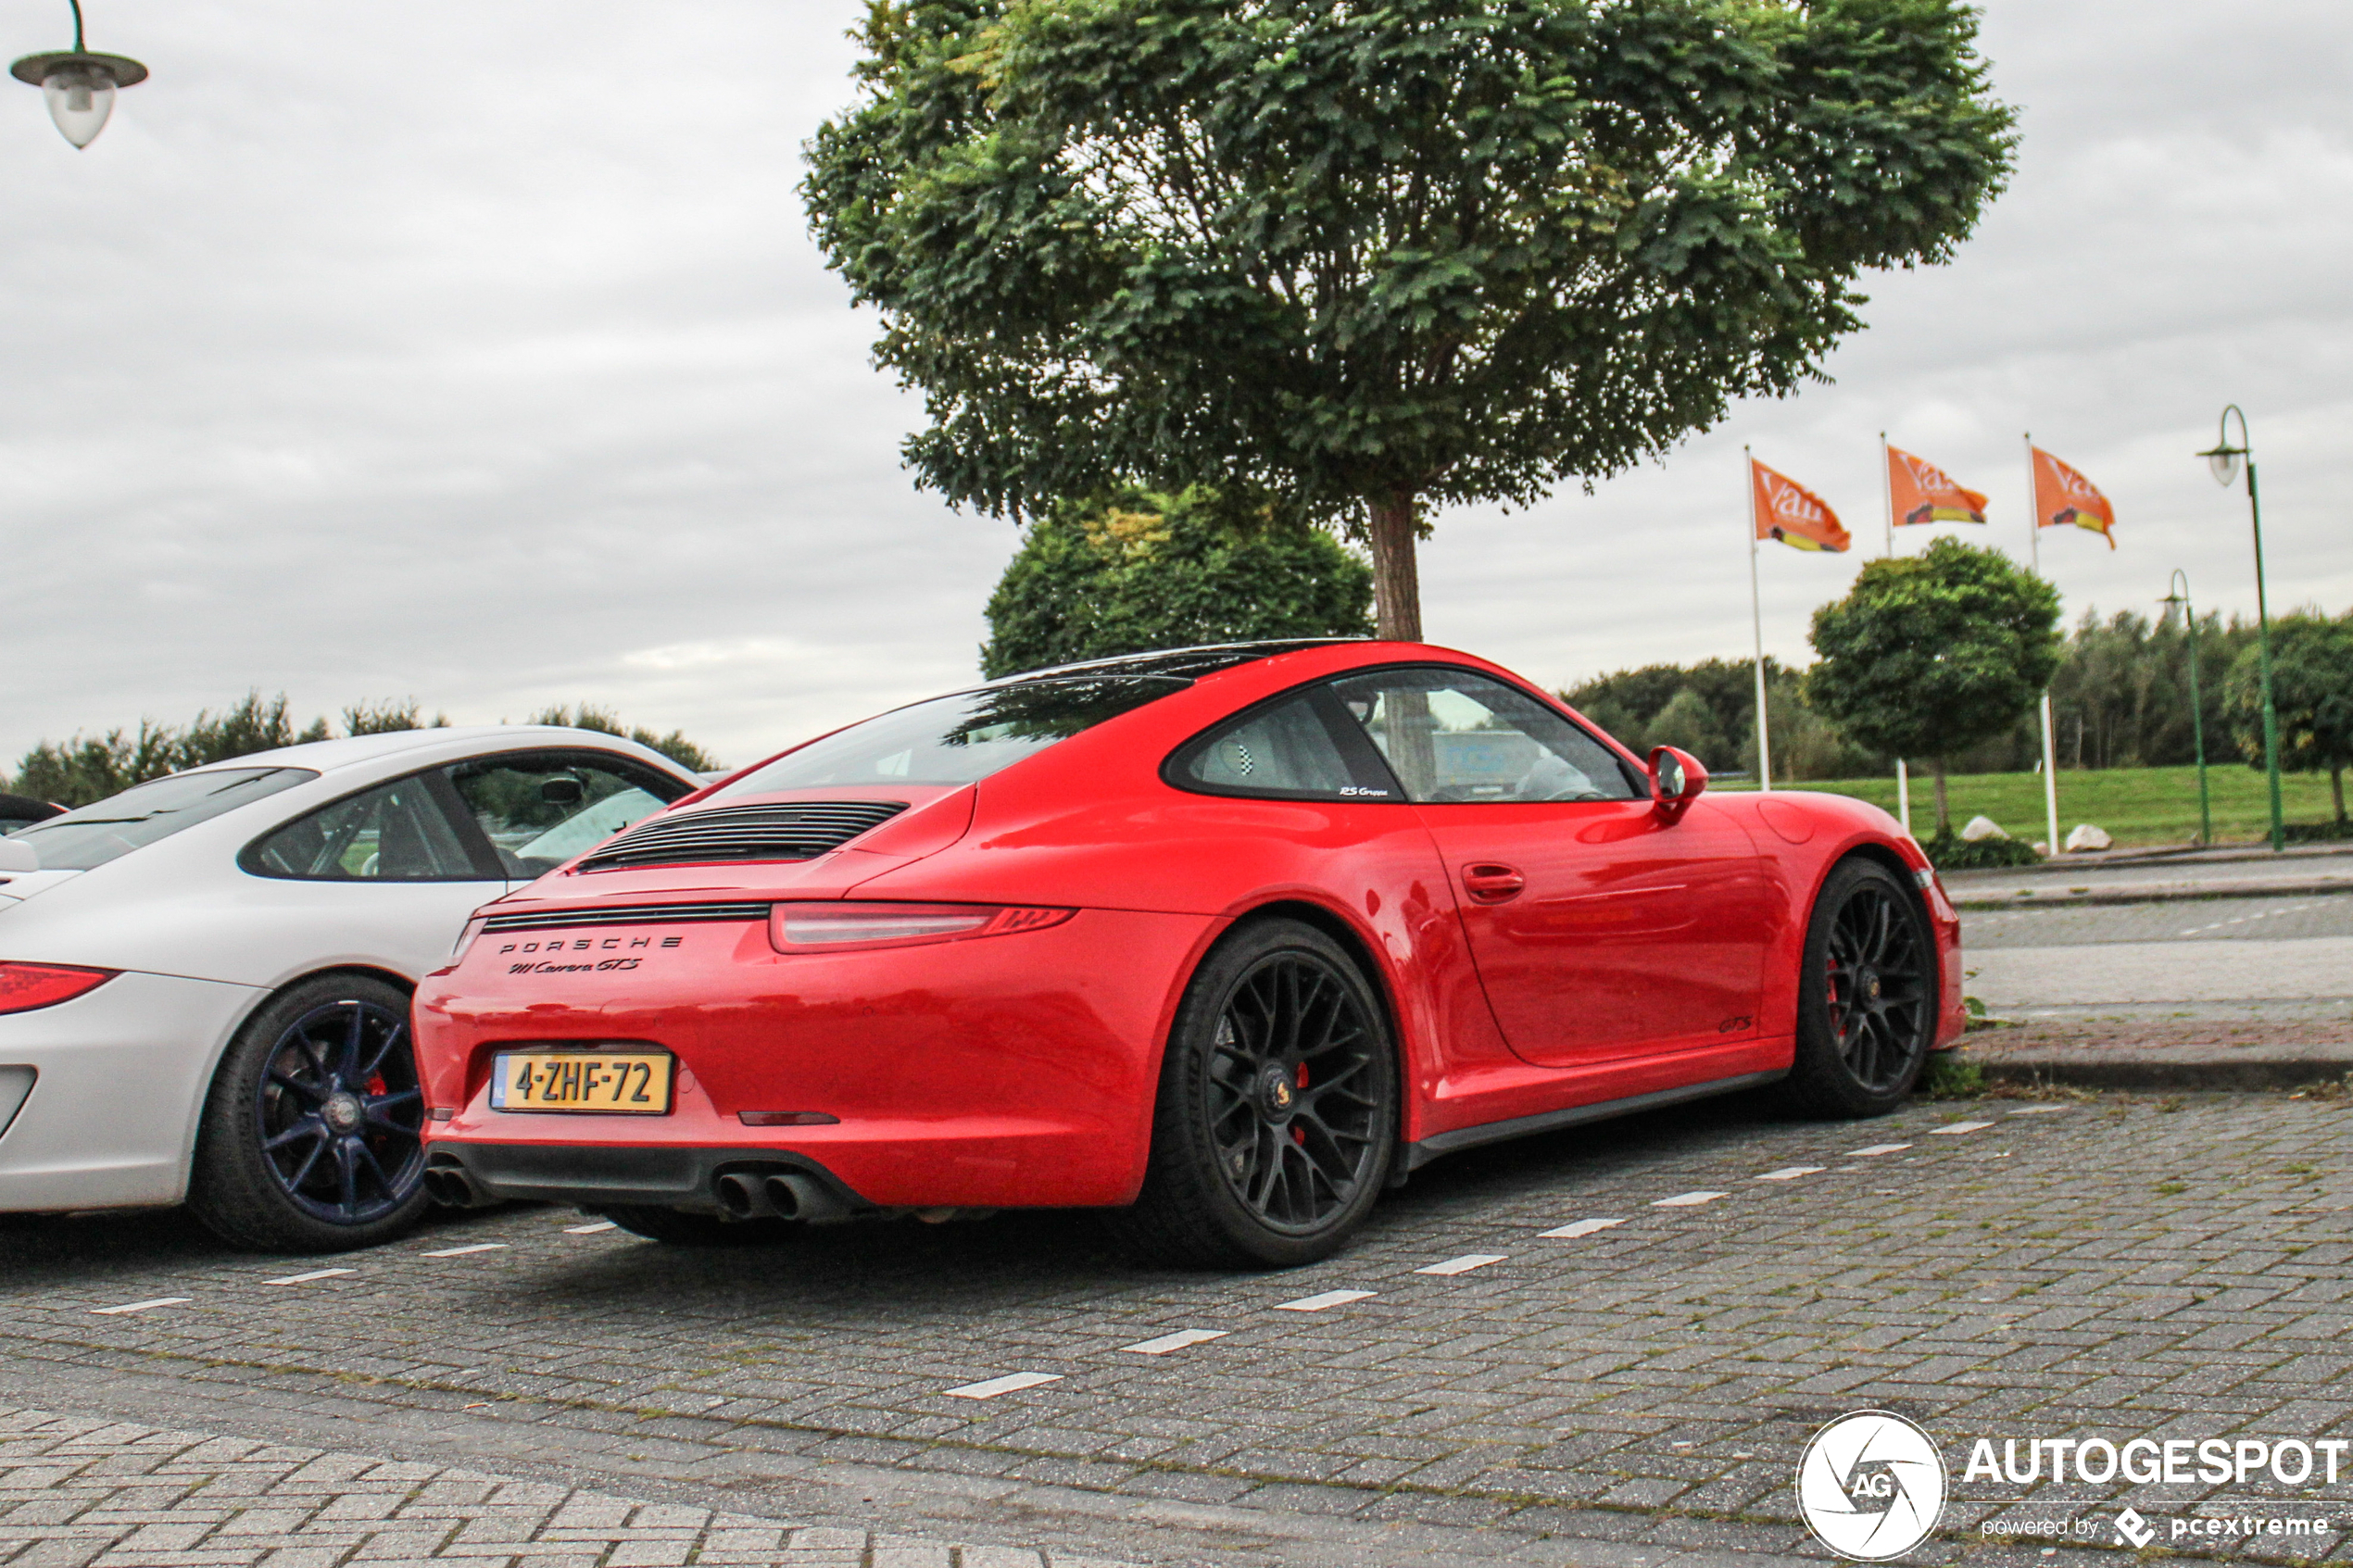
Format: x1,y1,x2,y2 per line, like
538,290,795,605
490,1051,673,1114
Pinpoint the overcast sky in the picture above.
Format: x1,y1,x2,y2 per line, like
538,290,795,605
5,1,2349,773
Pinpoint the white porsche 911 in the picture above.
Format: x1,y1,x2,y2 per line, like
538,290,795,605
0,726,699,1251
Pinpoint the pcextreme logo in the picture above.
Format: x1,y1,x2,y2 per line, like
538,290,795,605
1795,1411,1949,1561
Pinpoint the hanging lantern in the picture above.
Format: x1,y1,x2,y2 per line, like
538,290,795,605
11,2,145,149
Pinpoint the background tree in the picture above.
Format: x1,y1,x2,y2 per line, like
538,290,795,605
2222,613,2353,826
526,705,721,774
980,486,1373,676
803,0,2017,638
12,696,712,808
1805,537,2060,837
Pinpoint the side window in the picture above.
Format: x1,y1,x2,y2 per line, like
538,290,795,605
245,774,487,881
1170,692,1398,801
444,752,690,877
1327,668,1643,804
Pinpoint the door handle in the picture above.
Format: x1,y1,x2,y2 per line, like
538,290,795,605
1461,863,1526,903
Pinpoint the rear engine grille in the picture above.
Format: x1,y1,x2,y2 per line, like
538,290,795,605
480,900,774,935
576,800,909,873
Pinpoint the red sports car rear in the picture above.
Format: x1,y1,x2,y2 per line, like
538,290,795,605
414,640,1962,1265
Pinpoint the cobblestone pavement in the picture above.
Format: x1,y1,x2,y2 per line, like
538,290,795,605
4,1092,2352,1567
0,1405,1141,1567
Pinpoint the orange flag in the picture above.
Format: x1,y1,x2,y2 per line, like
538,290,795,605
1888,445,1989,527
1750,457,1851,553
2031,446,2117,549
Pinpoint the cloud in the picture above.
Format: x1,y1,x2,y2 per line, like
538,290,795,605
2,0,2347,775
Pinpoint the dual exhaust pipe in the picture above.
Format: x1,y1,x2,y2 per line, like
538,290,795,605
713,1169,850,1223
423,1165,487,1208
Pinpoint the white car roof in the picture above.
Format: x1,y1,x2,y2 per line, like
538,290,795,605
213,725,674,774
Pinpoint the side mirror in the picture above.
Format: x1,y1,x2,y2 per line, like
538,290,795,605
1648,746,1707,807
538,777,585,806
0,838,38,872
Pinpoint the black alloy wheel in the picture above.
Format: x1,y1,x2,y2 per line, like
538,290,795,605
190,973,433,1252
1781,859,1936,1117
1112,919,1396,1268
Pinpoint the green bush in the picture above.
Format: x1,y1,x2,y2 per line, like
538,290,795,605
1921,830,2042,871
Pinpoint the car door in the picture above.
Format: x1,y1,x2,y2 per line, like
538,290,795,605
1327,666,1773,1069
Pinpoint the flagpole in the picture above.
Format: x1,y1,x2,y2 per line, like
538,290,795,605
1882,433,1910,834
2026,433,2060,859
1745,447,1773,793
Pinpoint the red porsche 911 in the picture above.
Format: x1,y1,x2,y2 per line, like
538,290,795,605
414,640,1961,1266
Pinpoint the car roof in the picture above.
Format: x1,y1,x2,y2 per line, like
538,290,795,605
989,639,1370,685
191,725,686,775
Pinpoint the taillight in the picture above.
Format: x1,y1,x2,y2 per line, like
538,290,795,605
768,901,1075,953
0,962,118,1015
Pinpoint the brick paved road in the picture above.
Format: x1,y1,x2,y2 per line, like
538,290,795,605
4,1091,2350,1567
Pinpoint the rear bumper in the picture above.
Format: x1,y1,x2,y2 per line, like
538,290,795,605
414,907,1218,1210
0,971,261,1211
426,1141,873,1215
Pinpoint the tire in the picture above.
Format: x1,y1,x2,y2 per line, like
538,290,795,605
598,1206,795,1247
1780,859,1937,1118
1108,918,1397,1269
187,974,432,1253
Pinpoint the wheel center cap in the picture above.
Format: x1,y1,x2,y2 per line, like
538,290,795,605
1258,1064,1297,1120
323,1092,363,1134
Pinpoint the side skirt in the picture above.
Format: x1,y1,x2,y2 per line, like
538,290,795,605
1403,1069,1788,1172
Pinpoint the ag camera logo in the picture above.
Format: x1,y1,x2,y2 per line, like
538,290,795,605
1796,1411,1948,1560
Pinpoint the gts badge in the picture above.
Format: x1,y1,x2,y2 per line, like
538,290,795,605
1717,1015,1754,1034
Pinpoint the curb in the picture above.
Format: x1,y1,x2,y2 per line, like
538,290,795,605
1952,880,2353,911
1973,1056,2353,1092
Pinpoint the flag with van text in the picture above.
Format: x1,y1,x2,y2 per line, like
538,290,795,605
2031,446,2117,549
1751,458,1852,553
1888,445,1989,527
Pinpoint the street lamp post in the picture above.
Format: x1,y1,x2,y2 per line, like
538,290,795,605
2160,569,2212,847
2196,405,2284,853
9,0,145,149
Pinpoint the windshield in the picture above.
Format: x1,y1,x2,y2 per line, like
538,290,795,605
711,676,1189,796
10,767,317,871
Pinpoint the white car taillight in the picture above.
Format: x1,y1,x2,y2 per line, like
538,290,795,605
0,961,117,1015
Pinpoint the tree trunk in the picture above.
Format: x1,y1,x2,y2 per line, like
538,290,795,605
1931,758,1951,839
2334,765,2346,825
1366,491,1423,642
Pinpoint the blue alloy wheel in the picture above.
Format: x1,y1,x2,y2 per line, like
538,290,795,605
254,998,426,1224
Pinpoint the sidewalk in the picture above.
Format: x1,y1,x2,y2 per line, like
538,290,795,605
1942,841,2353,909
1949,1012,2353,1091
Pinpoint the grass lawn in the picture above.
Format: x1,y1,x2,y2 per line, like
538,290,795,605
1716,763,2347,849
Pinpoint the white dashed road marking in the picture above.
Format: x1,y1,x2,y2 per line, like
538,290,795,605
1652,1191,1729,1208
265,1268,356,1286
1930,1121,1996,1136
1415,1254,1506,1276
2007,1105,2071,1115
421,1243,508,1258
1121,1329,1229,1355
563,1221,617,1235
1849,1144,1912,1157
943,1372,1062,1399
92,1298,189,1315
1540,1217,1628,1239
1756,1166,1825,1182
1274,1289,1376,1311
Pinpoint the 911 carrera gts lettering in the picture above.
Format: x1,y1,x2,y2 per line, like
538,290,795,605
508,957,641,974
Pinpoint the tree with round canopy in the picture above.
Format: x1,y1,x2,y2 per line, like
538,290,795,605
803,0,2018,637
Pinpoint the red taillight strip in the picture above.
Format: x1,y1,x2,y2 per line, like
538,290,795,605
0,962,119,1016
767,902,1075,954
